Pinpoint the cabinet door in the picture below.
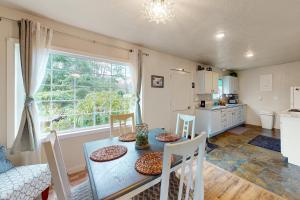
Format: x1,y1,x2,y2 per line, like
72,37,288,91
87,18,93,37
220,109,227,129
211,110,221,134
223,76,239,94
204,71,213,93
196,71,212,94
212,72,219,94
226,108,233,128
233,77,239,93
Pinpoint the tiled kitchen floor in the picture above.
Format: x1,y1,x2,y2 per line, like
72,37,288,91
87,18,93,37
206,125,300,200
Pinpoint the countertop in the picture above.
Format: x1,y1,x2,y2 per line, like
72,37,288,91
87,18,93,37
196,104,246,111
280,110,300,118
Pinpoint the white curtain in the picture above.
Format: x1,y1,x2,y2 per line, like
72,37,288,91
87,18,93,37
11,19,53,164
30,22,53,144
129,49,143,125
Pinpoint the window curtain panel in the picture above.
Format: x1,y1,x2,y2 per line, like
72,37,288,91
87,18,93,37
11,19,53,155
129,49,143,125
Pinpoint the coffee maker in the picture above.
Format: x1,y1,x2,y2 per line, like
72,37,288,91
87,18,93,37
227,94,239,104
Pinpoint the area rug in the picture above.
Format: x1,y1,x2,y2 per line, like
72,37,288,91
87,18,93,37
228,127,249,135
206,141,219,153
248,135,281,152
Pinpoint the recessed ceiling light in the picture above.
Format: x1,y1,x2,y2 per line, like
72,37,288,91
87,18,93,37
215,32,225,40
245,51,254,58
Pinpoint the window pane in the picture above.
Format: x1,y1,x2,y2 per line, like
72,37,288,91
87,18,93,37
52,115,75,131
94,61,111,76
36,51,134,133
75,114,94,128
52,69,73,86
52,102,74,116
95,113,109,126
112,64,126,77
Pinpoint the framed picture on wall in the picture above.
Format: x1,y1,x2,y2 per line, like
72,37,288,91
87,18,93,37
151,75,164,88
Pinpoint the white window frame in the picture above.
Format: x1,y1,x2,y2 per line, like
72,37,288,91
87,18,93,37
7,38,25,147
7,42,136,141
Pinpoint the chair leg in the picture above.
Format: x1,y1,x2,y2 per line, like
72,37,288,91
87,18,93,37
42,187,50,200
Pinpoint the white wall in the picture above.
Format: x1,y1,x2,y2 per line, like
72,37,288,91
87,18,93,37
238,61,300,129
0,6,198,172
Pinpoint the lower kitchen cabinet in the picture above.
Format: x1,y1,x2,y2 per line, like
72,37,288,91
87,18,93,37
195,105,246,138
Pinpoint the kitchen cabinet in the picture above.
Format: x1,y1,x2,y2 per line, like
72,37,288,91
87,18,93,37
195,71,219,94
223,76,239,94
195,105,246,138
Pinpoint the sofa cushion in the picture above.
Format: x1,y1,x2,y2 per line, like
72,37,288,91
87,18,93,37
0,164,51,200
0,145,14,174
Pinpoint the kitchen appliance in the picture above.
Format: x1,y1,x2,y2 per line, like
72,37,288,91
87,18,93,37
227,94,239,104
290,87,300,110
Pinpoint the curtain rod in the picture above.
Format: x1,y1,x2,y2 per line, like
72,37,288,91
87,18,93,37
0,16,151,56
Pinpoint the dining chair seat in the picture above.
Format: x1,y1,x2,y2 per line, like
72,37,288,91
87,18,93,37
132,173,193,200
71,180,93,200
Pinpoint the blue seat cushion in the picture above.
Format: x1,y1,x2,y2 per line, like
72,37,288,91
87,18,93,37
0,145,14,174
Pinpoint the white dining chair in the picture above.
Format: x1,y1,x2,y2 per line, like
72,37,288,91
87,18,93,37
133,132,207,200
110,113,135,137
175,114,196,139
43,131,93,200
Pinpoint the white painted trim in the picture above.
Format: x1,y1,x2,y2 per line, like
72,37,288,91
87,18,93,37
57,126,110,140
67,164,86,175
6,38,19,148
51,45,130,64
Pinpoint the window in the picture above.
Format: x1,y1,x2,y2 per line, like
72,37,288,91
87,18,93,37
35,51,135,133
212,79,223,99
7,38,25,147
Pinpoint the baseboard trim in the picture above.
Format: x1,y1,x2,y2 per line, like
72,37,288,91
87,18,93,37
67,164,86,175
244,124,280,131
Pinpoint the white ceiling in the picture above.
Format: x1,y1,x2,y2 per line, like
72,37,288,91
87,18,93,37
1,0,300,70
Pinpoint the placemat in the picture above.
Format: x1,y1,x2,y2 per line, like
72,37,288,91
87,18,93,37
135,152,174,175
119,133,136,142
155,133,181,142
90,145,127,162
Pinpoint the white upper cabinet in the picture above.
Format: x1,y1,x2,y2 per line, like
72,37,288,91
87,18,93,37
195,71,219,94
223,76,239,94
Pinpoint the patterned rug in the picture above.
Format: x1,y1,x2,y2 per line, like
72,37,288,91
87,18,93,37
248,135,281,152
206,141,219,153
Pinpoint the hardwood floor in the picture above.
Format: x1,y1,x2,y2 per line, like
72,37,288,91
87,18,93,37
49,161,284,200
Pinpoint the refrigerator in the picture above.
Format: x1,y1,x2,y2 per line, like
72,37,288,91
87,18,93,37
290,87,300,110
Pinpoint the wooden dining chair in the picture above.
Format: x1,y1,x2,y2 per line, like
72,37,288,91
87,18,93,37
175,114,196,139
43,131,93,200
133,132,207,200
110,113,135,137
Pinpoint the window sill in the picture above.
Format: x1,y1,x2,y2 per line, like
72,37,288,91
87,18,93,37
40,126,111,142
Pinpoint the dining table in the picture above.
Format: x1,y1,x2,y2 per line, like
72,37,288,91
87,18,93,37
83,128,186,200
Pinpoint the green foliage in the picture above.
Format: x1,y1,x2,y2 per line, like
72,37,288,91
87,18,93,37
36,53,134,133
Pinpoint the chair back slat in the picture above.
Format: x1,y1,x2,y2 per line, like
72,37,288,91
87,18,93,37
110,113,135,137
175,114,196,139
160,132,207,200
43,131,71,200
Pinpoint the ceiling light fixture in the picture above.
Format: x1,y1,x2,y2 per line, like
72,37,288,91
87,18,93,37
245,51,254,58
215,32,225,40
144,0,175,24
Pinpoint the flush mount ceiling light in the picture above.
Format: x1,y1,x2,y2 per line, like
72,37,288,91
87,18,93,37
215,32,225,40
144,0,175,24
245,51,254,58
